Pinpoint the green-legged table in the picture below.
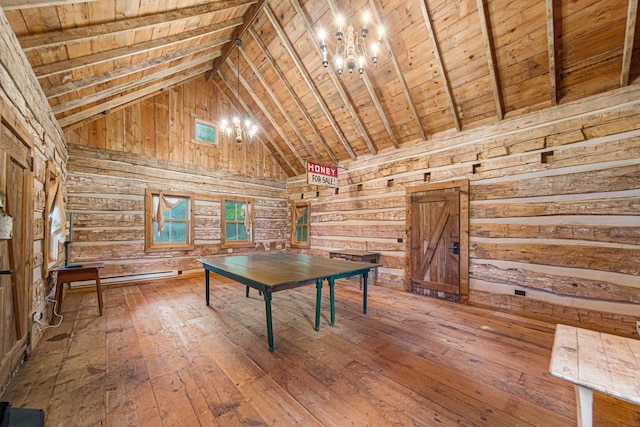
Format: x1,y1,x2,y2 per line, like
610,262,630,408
197,253,381,351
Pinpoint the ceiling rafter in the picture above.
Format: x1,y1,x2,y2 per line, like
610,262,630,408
239,47,320,162
361,71,398,148
324,0,398,149
33,18,240,79
264,5,357,160
476,0,503,120
19,0,255,51
419,0,461,132
58,63,210,130
621,0,638,87
214,77,298,176
52,53,218,115
46,36,229,99
205,0,267,81
248,26,338,164
224,57,306,173
546,0,558,105
369,0,428,142
292,0,378,156
0,0,96,9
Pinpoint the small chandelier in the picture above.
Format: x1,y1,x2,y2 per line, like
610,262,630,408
220,39,258,144
319,0,383,77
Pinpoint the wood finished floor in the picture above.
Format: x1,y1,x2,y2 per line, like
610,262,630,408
2,274,639,426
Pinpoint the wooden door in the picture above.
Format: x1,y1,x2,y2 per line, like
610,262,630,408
406,180,469,302
0,105,34,388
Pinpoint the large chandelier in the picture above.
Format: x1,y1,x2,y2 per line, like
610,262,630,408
220,39,258,144
319,0,383,77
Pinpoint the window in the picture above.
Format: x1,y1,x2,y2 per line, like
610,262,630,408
145,190,194,252
222,198,254,248
193,118,218,145
291,201,311,248
44,162,66,273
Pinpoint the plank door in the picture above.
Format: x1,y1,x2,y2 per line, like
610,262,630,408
0,105,34,389
406,180,469,303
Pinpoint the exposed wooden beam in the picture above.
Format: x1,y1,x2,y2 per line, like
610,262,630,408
33,18,241,79
224,58,306,174
248,26,338,164
214,78,298,176
0,0,96,9
546,0,558,105
419,0,461,131
325,0,398,149
58,63,210,130
53,54,218,115
205,0,267,81
46,38,228,99
621,0,638,87
476,0,503,120
361,71,398,148
19,0,254,51
264,5,356,161
368,0,428,142
239,47,321,162
291,0,378,156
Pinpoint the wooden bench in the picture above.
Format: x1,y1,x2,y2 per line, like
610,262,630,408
549,324,640,427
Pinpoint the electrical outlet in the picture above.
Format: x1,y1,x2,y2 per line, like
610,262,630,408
32,311,43,322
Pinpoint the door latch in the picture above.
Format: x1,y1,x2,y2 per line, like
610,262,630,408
450,242,460,255
0,269,14,275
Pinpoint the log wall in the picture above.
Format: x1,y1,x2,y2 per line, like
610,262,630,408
288,85,640,335
0,10,67,356
62,145,288,280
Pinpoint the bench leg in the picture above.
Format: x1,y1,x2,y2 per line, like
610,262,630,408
575,385,593,427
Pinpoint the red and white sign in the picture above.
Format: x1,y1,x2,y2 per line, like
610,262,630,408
307,161,338,188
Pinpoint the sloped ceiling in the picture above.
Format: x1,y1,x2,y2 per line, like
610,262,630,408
2,0,639,177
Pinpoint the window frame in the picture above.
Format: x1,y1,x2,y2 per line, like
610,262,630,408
44,162,65,273
290,200,311,249
221,197,255,248
192,117,219,146
145,189,195,252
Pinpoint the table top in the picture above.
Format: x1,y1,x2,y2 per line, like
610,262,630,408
52,262,104,272
198,253,381,289
549,324,640,405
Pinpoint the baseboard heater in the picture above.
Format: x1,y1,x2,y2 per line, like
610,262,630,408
69,270,179,289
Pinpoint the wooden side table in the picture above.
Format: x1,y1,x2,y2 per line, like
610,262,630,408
52,262,104,317
549,324,640,427
328,250,381,288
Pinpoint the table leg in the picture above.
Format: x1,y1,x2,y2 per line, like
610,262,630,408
264,290,274,352
575,385,593,427
362,271,369,314
205,270,210,306
315,279,322,331
95,274,103,316
329,278,335,326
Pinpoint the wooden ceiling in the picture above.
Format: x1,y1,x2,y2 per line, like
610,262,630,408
2,0,638,176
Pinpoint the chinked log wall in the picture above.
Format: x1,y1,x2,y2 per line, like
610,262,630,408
64,144,288,279
288,85,640,334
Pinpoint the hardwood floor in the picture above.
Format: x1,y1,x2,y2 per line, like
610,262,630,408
2,274,639,426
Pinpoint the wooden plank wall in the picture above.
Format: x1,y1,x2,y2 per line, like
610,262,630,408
70,76,287,181
0,10,67,355
288,85,640,335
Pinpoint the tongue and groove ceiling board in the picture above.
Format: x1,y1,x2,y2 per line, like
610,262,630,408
2,0,638,176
